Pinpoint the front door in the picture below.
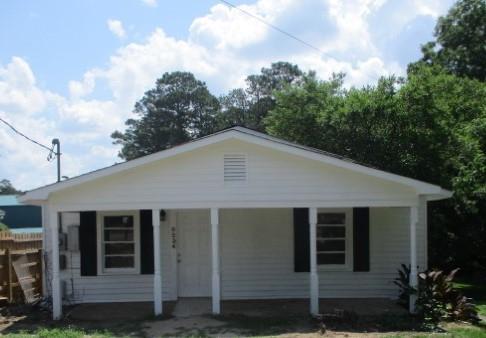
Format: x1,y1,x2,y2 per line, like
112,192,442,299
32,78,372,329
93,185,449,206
177,211,211,297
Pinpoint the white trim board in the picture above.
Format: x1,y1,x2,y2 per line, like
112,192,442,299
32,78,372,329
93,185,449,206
19,127,452,202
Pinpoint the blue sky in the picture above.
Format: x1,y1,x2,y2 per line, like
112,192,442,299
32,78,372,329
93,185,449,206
0,0,455,190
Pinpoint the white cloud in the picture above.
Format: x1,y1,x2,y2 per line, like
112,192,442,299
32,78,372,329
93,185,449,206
141,0,157,7
107,19,126,38
190,3,271,49
103,28,219,102
0,57,49,114
68,69,99,99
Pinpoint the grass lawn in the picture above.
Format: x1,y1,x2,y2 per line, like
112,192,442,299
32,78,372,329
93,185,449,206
0,327,112,338
454,279,486,317
384,325,486,338
0,323,485,337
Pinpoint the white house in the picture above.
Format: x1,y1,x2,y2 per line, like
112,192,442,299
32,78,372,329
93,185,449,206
19,127,451,320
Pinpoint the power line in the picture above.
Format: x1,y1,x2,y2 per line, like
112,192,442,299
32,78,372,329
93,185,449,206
218,0,381,83
219,0,325,55
0,116,56,160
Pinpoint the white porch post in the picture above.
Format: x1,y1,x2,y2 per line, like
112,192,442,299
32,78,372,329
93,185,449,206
409,205,418,313
210,208,221,314
309,207,319,315
152,209,163,316
50,210,62,320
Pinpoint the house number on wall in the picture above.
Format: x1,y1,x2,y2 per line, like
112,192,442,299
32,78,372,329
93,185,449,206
171,226,176,248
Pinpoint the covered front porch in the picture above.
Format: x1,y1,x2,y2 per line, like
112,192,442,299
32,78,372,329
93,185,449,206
47,204,423,320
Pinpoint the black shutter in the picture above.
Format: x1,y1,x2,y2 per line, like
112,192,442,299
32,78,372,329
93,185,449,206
140,210,154,275
294,208,310,272
353,207,370,272
79,211,97,276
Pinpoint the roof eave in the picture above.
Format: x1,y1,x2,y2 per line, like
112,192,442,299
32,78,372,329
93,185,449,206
424,189,454,201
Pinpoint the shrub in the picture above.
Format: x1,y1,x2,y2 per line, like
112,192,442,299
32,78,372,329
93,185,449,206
395,266,480,329
393,264,415,308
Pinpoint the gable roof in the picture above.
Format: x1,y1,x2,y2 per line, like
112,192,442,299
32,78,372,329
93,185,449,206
19,127,452,203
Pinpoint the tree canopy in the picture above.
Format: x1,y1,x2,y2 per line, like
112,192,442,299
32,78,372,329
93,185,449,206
112,72,220,160
112,63,308,161
413,0,486,81
0,179,21,195
218,61,306,131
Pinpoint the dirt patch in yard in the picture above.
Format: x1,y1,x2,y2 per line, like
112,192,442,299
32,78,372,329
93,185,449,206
141,314,486,337
141,312,425,337
1,304,484,337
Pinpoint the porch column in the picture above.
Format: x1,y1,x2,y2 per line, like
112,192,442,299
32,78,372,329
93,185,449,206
210,208,221,314
309,207,319,315
152,209,163,315
409,205,418,313
50,210,62,320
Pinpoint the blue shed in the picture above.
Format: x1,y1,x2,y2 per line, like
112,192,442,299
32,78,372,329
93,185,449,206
0,195,42,233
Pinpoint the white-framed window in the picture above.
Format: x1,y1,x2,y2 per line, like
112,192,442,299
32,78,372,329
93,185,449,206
97,211,140,275
316,208,353,270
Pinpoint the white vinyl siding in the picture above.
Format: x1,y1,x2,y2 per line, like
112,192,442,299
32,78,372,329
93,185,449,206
56,212,175,303
40,138,430,304
50,139,418,210
49,206,426,303
220,207,425,300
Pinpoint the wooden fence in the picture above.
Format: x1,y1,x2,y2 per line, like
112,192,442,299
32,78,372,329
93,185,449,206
0,231,43,303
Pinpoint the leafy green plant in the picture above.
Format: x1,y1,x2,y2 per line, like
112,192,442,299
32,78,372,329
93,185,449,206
448,291,480,322
416,270,450,328
394,264,415,308
395,266,480,329
417,269,479,325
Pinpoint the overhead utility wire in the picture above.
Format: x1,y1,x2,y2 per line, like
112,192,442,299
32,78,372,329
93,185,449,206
219,0,324,55
0,116,56,161
218,0,381,83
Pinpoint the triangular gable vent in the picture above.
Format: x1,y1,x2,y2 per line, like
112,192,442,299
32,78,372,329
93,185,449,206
224,154,247,182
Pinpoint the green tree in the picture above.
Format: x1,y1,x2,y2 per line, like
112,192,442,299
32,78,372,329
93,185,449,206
219,62,306,131
266,73,410,175
413,0,486,81
0,179,21,195
112,72,220,160
265,73,344,151
217,89,255,129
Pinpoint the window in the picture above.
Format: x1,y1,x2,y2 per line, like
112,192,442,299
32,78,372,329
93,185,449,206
98,212,140,274
316,210,352,267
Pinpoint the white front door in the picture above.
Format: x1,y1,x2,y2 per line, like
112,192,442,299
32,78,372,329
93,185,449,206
177,211,211,297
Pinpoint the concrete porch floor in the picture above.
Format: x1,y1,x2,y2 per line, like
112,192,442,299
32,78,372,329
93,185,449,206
68,298,406,321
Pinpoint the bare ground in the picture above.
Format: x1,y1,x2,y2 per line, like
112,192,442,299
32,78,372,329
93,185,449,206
0,303,484,337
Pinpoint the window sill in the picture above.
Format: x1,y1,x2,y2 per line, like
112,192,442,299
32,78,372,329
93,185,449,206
317,265,352,272
100,269,140,276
